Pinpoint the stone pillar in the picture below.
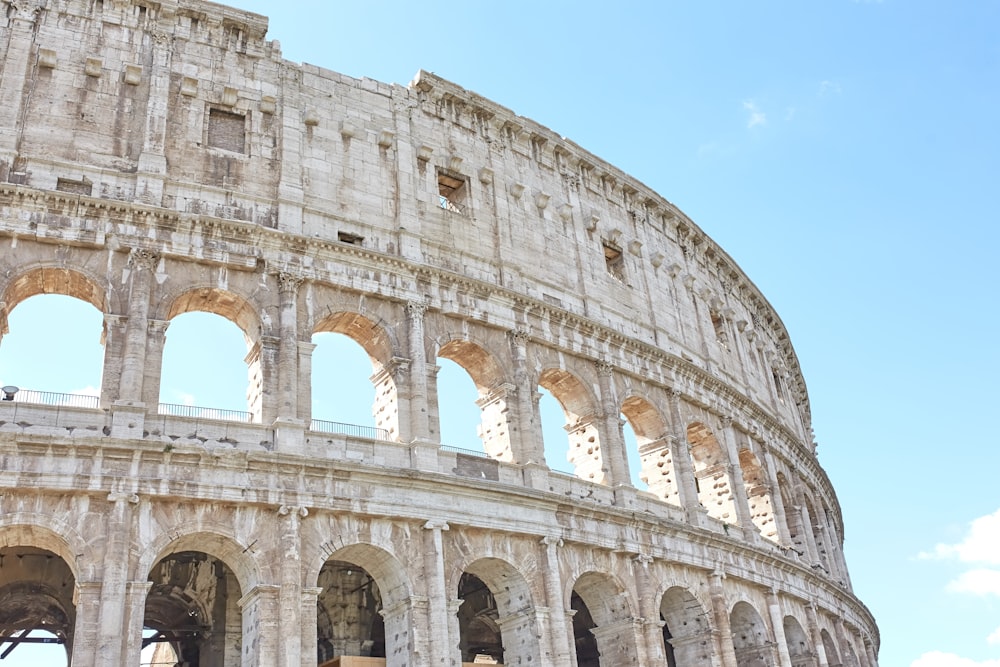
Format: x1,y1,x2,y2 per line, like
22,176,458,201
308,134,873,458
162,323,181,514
121,581,153,667
276,273,303,420
666,389,707,524
297,341,316,422
300,586,323,667
634,554,667,664
247,335,279,426
277,505,306,667
863,635,879,667
407,302,431,441
508,330,544,463
239,584,281,667
136,28,171,204
796,493,821,566
422,520,455,666
590,618,643,666
709,571,738,667
541,536,573,667
100,314,127,409
118,248,159,403
94,492,139,666
805,603,829,667
595,361,632,491
141,319,170,410
0,0,43,168
719,416,757,542
71,581,103,667
761,449,794,549
766,589,793,667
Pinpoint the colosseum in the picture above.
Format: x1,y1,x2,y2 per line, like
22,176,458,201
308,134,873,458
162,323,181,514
0,1,879,665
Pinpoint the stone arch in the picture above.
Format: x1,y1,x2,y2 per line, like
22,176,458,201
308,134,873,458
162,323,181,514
841,635,861,667
622,394,679,504
739,448,778,542
453,556,542,665
687,422,738,524
659,586,715,665
313,310,401,439
570,571,639,667
137,530,262,594
730,600,774,667
782,616,813,667
821,628,841,667
316,543,413,665
0,264,110,315
0,517,95,583
437,337,515,460
539,367,606,483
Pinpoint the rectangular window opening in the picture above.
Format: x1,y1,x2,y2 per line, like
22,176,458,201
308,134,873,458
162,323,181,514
437,170,467,214
603,243,626,283
207,108,246,154
337,231,364,246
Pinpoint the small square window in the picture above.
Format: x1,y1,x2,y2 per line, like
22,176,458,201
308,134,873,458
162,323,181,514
437,170,467,214
207,108,246,153
338,231,364,246
603,243,626,282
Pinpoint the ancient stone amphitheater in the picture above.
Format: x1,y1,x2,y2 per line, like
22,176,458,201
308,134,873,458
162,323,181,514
0,1,878,665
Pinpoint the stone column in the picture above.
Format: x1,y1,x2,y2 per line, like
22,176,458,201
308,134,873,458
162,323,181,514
121,581,153,667
422,520,455,666
595,361,632,493
719,416,757,541
805,603,829,667
508,329,544,464
276,273,303,420
666,388,706,524
118,248,159,403
94,492,139,666
297,341,316,422
796,493,821,566
634,554,667,664
300,586,323,667
709,570,738,667
277,505,306,667
135,28,172,204
766,589,792,667
590,618,644,666
140,319,170,410
0,0,44,169
239,584,281,667
863,635,879,667
406,302,431,441
541,536,573,667
761,449,794,549
70,581,103,667
100,314,127,409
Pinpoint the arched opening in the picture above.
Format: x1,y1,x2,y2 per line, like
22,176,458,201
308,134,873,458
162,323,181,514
0,546,75,666
160,288,261,421
457,572,502,663
687,423,737,524
317,561,385,661
0,294,104,404
782,616,813,667
456,558,540,666
739,449,778,542
776,473,807,557
802,496,831,573
730,601,774,667
622,396,676,501
315,544,411,667
842,640,860,667
313,311,398,440
141,625,181,666
538,369,605,483
570,572,637,667
821,629,841,667
539,387,572,474
659,586,713,666
437,340,513,461
143,551,244,666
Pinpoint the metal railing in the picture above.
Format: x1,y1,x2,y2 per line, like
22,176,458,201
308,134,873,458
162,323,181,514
2,389,99,409
309,419,390,441
439,443,488,458
157,403,253,423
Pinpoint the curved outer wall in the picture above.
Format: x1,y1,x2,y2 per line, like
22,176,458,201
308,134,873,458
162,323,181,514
0,1,877,666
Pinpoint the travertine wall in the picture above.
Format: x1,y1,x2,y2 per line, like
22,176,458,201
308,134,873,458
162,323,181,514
0,1,877,666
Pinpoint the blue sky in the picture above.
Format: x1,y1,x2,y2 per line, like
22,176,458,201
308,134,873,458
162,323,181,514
0,1,998,665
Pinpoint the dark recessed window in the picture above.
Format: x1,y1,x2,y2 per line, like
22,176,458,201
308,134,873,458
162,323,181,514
437,171,467,214
603,243,625,282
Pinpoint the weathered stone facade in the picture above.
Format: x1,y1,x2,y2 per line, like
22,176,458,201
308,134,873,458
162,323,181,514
0,1,878,665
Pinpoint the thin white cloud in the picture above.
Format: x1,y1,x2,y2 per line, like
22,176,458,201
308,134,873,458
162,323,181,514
911,652,1000,667
70,385,100,397
921,508,1000,565
946,569,1000,597
819,80,842,96
743,100,766,128
988,627,1000,645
